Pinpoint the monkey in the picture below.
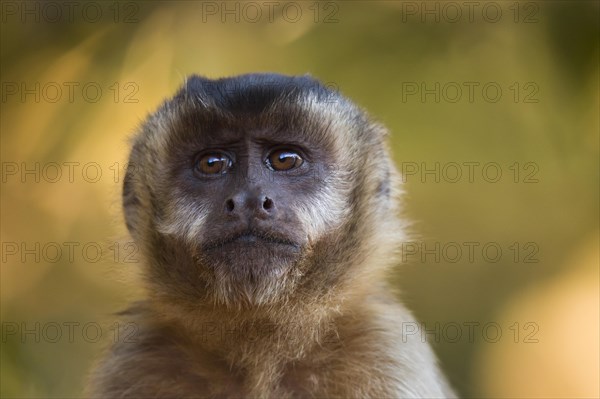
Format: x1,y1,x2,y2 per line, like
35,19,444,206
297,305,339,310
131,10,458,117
87,73,456,398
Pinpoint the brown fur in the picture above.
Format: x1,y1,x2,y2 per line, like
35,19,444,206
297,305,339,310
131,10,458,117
87,74,455,398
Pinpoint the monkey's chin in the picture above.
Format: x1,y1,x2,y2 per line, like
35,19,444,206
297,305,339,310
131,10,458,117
200,239,303,306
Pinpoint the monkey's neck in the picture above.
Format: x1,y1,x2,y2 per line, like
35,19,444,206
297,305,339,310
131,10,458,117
140,266,380,395
156,294,340,353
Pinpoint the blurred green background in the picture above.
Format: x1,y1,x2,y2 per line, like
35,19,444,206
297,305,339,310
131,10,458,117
1,1,598,397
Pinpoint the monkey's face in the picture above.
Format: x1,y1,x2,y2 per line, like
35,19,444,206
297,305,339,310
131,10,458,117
168,126,331,291
125,74,392,307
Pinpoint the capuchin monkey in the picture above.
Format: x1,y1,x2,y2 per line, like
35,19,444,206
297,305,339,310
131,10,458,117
87,73,455,398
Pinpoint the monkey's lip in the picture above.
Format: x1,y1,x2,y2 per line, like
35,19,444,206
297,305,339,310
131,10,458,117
201,231,300,251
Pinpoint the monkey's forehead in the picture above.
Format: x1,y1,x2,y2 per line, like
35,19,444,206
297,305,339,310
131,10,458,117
161,73,361,130
174,73,342,113
135,74,385,163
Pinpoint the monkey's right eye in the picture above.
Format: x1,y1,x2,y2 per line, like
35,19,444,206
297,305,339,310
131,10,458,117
194,152,232,176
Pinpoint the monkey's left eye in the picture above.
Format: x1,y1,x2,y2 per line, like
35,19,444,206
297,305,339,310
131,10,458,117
194,152,232,175
267,149,304,171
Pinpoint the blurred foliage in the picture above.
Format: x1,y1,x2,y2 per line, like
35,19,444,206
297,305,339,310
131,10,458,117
1,1,598,397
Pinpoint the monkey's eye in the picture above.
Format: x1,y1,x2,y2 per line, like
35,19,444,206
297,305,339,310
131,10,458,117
194,152,232,175
267,149,304,171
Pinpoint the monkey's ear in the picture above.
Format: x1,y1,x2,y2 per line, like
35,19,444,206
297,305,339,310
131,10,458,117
185,74,210,83
122,161,141,239
183,75,213,92
377,171,391,199
175,75,216,103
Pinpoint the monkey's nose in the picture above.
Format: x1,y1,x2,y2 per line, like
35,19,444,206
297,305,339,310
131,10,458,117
224,192,274,219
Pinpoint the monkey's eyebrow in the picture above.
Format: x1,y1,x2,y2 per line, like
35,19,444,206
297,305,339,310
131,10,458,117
196,133,245,148
251,130,314,144
202,138,244,147
251,136,313,151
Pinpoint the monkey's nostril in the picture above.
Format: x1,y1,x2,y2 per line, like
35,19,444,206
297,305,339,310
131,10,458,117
263,197,273,210
225,199,235,212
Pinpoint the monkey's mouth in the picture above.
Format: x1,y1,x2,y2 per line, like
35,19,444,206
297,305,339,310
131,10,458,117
201,230,300,252
198,230,302,279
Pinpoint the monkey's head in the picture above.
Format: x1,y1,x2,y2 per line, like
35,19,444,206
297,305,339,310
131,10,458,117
124,74,404,310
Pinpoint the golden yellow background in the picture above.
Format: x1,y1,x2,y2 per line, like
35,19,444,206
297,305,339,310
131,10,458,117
1,1,598,397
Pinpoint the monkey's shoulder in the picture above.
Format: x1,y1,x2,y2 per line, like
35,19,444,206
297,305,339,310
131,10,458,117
87,304,243,398
294,297,455,397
